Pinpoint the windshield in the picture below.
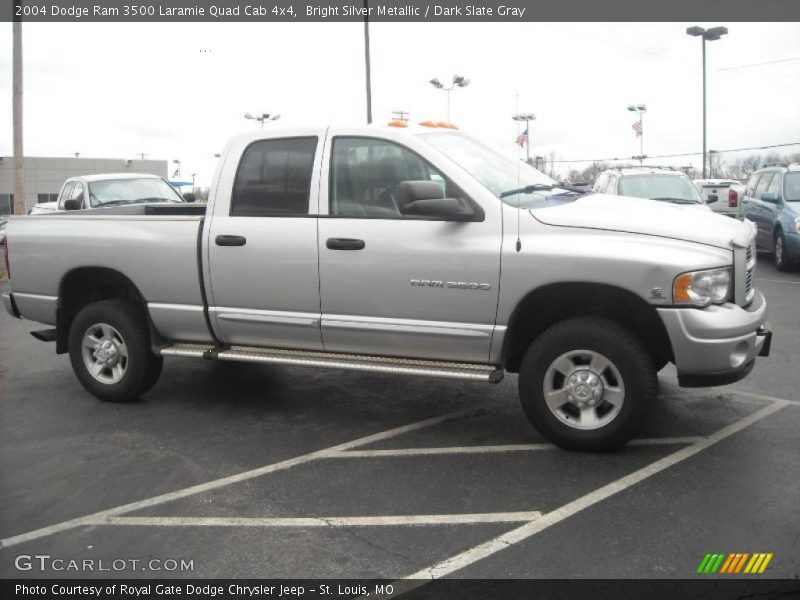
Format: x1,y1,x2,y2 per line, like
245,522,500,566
618,174,703,203
418,132,557,206
88,178,183,207
785,172,800,202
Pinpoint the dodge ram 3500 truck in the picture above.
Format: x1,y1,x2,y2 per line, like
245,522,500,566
2,125,772,451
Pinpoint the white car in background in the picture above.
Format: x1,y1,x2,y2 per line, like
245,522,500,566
53,173,186,212
593,167,713,211
694,178,745,219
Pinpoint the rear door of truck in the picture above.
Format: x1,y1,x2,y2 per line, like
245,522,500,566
204,128,326,349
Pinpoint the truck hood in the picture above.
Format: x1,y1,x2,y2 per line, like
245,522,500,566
531,193,754,250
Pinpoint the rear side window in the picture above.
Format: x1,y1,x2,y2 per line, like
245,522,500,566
231,137,318,216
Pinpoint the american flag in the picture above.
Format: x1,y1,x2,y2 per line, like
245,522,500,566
515,129,529,147
632,120,643,137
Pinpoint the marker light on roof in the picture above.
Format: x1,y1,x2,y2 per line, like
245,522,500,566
418,121,458,129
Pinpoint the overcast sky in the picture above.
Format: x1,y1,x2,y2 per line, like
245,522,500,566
1,21,799,185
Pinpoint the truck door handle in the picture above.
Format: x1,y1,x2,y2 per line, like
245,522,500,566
215,235,247,247
326,238,365,251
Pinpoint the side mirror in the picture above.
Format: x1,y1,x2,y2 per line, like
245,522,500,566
760,192,779,204
63,198,82,211
182,192,197,203
707,194,718,204
398,180,482,222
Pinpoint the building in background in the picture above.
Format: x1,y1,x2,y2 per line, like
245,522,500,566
0,156,168,214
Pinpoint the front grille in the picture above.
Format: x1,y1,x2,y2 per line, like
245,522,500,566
744,240,755,305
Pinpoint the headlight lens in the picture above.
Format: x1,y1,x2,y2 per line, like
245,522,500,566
794,217,800,234
673,267,732,306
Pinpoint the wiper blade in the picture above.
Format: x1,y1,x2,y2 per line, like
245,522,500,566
652,197,698,205
499,183,587,199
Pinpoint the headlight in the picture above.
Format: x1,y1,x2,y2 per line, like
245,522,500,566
673,267,732,306
794,217,800,234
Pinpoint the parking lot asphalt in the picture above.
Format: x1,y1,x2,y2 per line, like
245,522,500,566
0,259,798,581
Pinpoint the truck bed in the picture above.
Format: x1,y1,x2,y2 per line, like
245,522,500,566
6,213,209,341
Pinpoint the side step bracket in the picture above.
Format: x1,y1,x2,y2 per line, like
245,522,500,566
161,343,503,383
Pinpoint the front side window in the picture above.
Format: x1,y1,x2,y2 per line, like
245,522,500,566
754,173,774,199
69,182,85,208
58,182,75,208
231,137,318,216
745,173,761,197
330,137,460,218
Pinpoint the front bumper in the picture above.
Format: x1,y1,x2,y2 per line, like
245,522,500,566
2,292,21,319
657,290,771,388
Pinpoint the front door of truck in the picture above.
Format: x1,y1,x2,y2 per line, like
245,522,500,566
206,130,325,349
316,132,501,363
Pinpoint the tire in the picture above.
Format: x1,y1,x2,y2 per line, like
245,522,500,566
774,230,795,272
68,299,163,402
518,317,657,452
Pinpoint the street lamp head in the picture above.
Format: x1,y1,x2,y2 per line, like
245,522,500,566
512,113,535,121
270,114,281,121
704,26,728,41
429,78,443,89
172,159,180,164
686,26,705,37
244,113,254,120
453,75,470,87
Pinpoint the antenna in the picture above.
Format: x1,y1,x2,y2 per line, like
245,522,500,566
514,93,522,252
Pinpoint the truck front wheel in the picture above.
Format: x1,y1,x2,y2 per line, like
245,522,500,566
68,299,163,402
518,317,657,451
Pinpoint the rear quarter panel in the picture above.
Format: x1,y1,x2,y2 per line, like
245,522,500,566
6,215,205,339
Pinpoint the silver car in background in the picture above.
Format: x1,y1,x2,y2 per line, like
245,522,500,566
593,167,712,211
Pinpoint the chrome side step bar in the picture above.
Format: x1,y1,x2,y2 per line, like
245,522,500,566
160,343,503,383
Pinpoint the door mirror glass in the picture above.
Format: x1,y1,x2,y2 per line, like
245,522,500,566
63,198,82,211
707,193,718,203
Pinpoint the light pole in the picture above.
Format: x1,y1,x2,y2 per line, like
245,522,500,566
363,0,372,124
627,104,646,165
512,113,536,164
244,113,281,128
686,25,728,179
429,75,470,123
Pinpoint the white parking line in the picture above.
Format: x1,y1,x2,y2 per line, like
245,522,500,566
92,512,543,528
0,406,481,549
338,436,702,458
392,398,788,584
721,388,800,407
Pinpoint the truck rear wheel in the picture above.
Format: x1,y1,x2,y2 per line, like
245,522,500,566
518,317,657,452
68,300,163,402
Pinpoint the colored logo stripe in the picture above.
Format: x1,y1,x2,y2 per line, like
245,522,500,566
698,553,773,574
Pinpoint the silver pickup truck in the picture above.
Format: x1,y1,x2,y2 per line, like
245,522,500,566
2,125,772,451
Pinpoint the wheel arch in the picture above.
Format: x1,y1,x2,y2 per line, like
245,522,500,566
502,282,673,373
56,267,159,354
